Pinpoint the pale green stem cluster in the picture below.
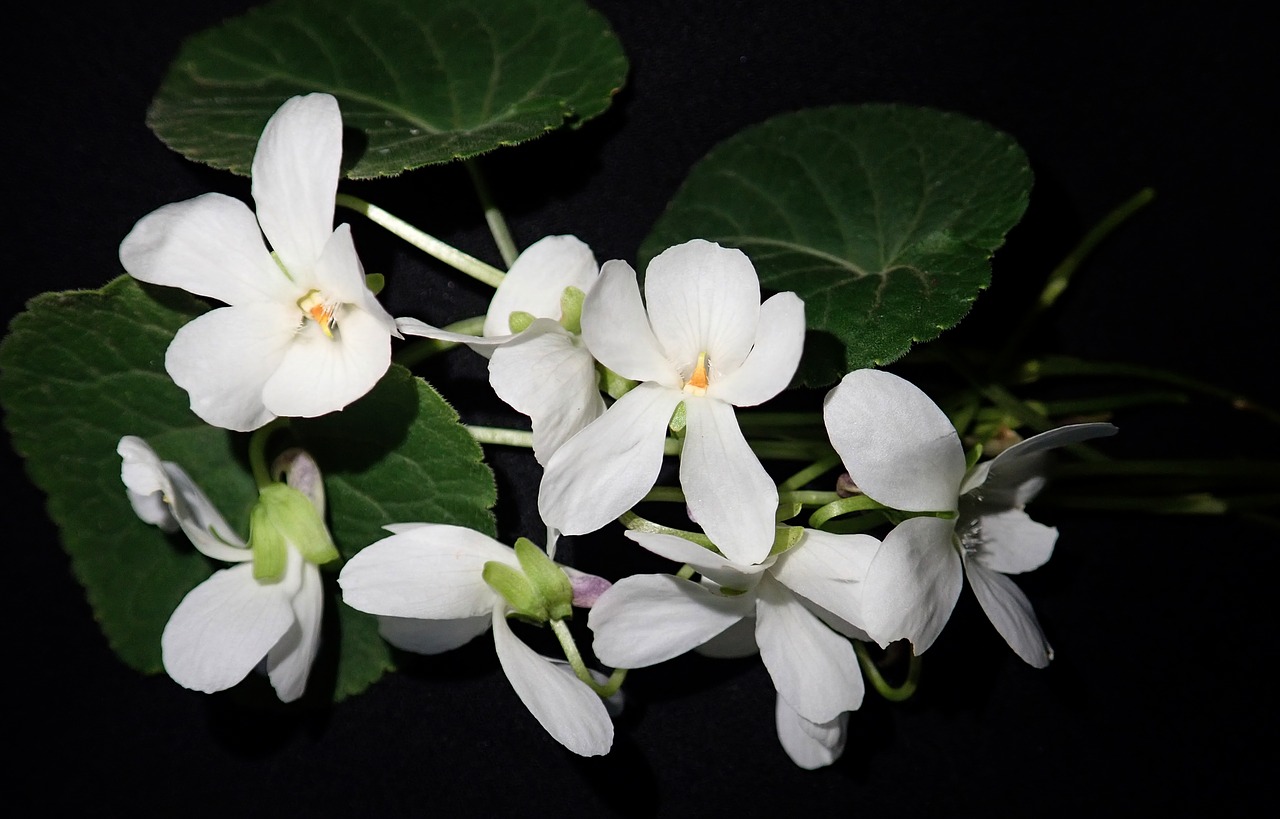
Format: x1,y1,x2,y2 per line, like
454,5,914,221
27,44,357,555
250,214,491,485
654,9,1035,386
549,619,627,697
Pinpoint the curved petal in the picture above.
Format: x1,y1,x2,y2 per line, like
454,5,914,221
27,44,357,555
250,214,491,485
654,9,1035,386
680,396,778,564
376,614,493,655
970,508,1057,575
756,577,863,723
312,224,396,335
251,93,341,275
770,529,879,629
395,317,514,352
978,422,1118,507
492,610,613,757
165,303,297,431
118,436,179,530
161,563,296,694
695,612,760,658
580,260,679,386
643,240,760,373
488,321,606,464
483,235,599,337
338,524,516,619
823,369,965,512
710,292,805,406
588,574,754,668
861,516,962,653
261,303,391,419
964,557,1053,668
538,382,683,536
776,695,848,770
267,562,324,702
624,530,771,590
164,465,250,560
119,193,294,306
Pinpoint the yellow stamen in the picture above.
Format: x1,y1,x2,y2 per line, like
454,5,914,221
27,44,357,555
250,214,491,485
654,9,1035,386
297,290,339,339
684,351,709,396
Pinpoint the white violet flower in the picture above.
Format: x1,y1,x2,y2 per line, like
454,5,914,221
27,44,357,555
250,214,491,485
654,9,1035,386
119,93,397,431
118,437,335,702
588,527,877,766
538,239,805,564
823,368,1118,666
397,235,605,464
337,523,614,757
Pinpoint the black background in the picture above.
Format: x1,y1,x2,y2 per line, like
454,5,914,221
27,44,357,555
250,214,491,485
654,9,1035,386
4,1,1276,815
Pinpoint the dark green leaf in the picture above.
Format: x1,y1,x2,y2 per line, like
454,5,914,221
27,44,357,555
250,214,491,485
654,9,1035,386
641,105,1032,385
147,0,628,178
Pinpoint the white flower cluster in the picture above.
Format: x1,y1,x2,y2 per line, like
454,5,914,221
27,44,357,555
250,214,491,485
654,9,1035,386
116,94,1115,767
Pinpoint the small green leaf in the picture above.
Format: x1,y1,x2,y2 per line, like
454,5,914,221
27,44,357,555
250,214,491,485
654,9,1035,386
0,276,496,703
249,501,288,581
641,104,1032,385
147,0,629,178
514,537,572,622
483,561,546,622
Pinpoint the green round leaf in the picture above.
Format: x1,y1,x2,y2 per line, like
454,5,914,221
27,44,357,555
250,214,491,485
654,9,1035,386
0,277,495,703
147,0,628,178
640,104,1033,385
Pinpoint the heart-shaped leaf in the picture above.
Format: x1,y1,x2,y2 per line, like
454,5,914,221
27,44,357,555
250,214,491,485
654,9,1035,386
148,0,628,178
641,104,1032,385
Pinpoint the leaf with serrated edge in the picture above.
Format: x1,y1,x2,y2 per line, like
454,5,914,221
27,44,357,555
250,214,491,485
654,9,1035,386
0,276,495,703
640,105,1032,386
147,0,628,178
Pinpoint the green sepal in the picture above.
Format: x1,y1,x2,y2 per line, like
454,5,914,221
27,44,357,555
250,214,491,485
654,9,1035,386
249,501,287,582
256,483,340,566
508,310,536,334
364,273,385,295
767,525,806,557
514,537,574,622
964,443,984,470
483,561,548,623
669,402,688,435
598,365,638,400
558,286,586,334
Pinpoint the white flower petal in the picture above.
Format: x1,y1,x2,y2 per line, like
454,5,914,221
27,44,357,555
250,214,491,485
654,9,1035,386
118,436,179,530
312,224,396,333
492,609,613,757
643,240,760,373
588,574,754,668
823,369,966,512
971,508,1057,574
376,614,493,655
755,576,863,723
680,396,778,564
538,382,683,536
396,317,515,350
964,556,1053,667
710,292,806,406
979,422,1118,507
161,562,296,694
251,94,341,276
163,464,251,561
624,530,771,590
775,695,848,770
119,193,294,306
489,321,606,464
338,524,517,619
165,303,297,431
770,529,879,629
695,612,760,658
861,516,962,653
267,562,324,702
261,301,391,419
483,235,599,337
580,260,680,386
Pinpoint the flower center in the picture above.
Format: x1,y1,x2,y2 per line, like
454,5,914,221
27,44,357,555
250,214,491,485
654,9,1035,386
955,516,983,556
682,351,710,396
297,290,340,339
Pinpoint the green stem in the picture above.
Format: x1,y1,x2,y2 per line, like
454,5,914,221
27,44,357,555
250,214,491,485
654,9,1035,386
549,619,626,698
465,160,519,268
779,490,843,507
779,454,843,492
618,511,717,550
467,426,533,448
809,495,886,529
336,194,506,288
854,642,921,702
247,419,287,489
995,187,1155,370
394,316,486,367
